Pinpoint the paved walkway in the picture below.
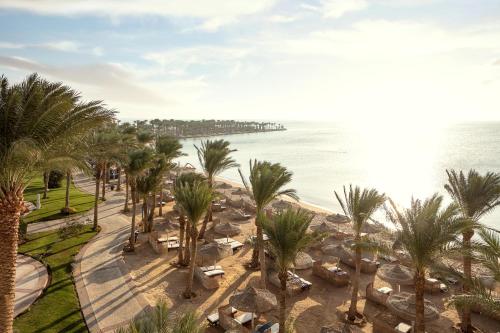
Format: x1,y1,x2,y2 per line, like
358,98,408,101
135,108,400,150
27,174,150,332
15,254,49,317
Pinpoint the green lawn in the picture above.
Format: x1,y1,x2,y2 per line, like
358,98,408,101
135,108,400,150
23,176,96,223
14,226,97,333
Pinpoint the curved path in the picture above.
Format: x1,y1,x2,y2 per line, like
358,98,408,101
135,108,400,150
27,174,150,332
15,254,49,317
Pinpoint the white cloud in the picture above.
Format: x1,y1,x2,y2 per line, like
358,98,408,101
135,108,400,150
268,15,298,23
0,0,277,31
0,40,104,55
321,0,368,18
40,40,81,52
0,42,25,49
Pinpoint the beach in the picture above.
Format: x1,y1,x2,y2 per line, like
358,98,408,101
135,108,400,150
123,176,499,333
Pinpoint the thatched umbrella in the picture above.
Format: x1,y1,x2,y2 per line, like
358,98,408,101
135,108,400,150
198,242,232,265
214,222,241,237
293,251,314,270
386,292,439,323
360,221,382,234
272,199,292,210
322,244,351,259
326,213,349,224
232,188,246,195
377,264,414,292
229,286,277,330
312,222,338,234
216,181,232,189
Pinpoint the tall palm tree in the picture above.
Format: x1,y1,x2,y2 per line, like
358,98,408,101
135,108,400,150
154,135,184,217
195,139,238,239
334,185,386,321
0,73,114,332
173,172,206,266
386,194,466,333
124,149,154,251
262,209,315,333
449,228,500,321
118,123,139,211
174,180,212,298
239,160,298,288
445,169,500,332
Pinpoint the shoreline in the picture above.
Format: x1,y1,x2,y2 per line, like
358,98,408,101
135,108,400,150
214,175,336,215
178,128,286,139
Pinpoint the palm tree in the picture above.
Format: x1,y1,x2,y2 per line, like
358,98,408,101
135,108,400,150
195,139,238,239
449,228,500,321
0,73,114,332
118,123,139,211
124,149,154,251
262,209,315,333
173,172,206,266
334,185,386,321
154,135,184,217
444,169,500,332
174,180,212,298
386,194,466,333
115,299,205,333
239,160,298,288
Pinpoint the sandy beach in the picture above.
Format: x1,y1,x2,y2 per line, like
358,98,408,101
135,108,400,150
123,177,499,333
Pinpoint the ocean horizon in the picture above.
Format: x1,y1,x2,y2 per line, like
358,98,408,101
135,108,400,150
175,121,500,230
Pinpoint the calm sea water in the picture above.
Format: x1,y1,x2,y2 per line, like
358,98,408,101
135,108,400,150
175,121,500,229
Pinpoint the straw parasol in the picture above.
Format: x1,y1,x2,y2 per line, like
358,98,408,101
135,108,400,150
326,213,349,224
312,221,338,234
360,221,382,234
229,286,277,330
386,292,439,322
216,181,233,189
198,242,232,265
214,222,241,237
294,251,314,270
322,244,351,258
377,264,414,292
232,188,247,195
272,199,292,210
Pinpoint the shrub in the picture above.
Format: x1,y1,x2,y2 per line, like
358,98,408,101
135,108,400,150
60,207,77,215
58,218,84,239
48,170,64,188
18,218,28,243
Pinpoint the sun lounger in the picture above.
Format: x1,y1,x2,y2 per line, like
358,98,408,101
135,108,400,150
446,277,459,285
366,282,391,306
287,271,312,290
235,312,256,325
204,269,225,278
214,238,244,252
425,277,441,294
249,234,270,242
256,322,279,333
200,265,222,272
235,209,252,220
312,260,350,287
206,307,237,327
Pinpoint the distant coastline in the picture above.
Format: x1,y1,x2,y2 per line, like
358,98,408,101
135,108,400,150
130,119,286,138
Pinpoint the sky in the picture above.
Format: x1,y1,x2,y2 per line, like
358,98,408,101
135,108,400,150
0,0,499,122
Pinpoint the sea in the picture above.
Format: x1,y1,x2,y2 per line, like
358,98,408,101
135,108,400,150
175,121,500,230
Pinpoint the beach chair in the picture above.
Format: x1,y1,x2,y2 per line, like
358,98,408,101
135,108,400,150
287,271,312,290
194,266,224,290
256,322,279,333
366,282,391,306
395,322,412,333
312,260,349,287
206,307,237,327
214,237,244,252
424,277,441,294
235,209,252,220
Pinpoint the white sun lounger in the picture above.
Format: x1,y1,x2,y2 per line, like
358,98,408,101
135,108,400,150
234,312,256,325
206,307,237,326
199,265,222,272
204,269,225,278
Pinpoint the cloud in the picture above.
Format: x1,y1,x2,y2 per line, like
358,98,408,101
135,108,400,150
40,40,81,52
268,15,298,23
321,0,368,18
0,0,277,31
0,42,25,49
0,40,103,55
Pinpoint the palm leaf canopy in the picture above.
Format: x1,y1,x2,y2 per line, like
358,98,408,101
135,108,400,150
174,172,206,192
174,180,212,227
445,169,500,222
386,194,466,270
125,149,154,178
195,139,239,180
262,208,315,271
155,135,185,161
0,73,115,197
334,185,386,234
240,159,298,211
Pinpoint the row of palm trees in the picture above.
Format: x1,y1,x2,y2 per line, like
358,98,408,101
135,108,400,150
0,74,115,333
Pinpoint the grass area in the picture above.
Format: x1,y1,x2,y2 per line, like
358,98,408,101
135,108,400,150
23,176,96,223
14,226,97,333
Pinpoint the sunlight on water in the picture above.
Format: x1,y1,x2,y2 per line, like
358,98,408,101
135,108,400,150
176,121,500,229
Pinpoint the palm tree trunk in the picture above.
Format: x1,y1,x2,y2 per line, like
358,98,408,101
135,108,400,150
461,230,474,333
184,226,198,298
257,213,267,288
129,186,137,251
101,163,106,201
43,171,49,199
65,170,71,209
93,168,101,230
148,192,156,230
116,166,121,191
158,187,163,216
415,270,426,333
124,173,129,212
142,194,148,232
278,270,287,333
0,195,23,333
197,179,213,239
183,221,191,266
348,246,362,321
178,214,185,265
